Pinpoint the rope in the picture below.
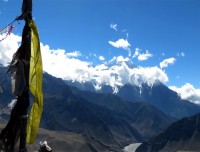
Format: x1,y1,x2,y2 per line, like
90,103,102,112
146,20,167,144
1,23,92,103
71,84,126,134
0,18,18,42
0,19,15,34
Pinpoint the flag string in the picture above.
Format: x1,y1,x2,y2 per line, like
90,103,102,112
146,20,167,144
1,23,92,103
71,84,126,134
0,19,17,42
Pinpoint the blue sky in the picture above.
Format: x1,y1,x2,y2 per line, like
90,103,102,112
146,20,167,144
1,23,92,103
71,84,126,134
0,0,200,103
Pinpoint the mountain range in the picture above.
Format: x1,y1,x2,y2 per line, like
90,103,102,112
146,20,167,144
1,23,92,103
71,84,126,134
65,80,200,119
41,72,175,151
1,65,200,151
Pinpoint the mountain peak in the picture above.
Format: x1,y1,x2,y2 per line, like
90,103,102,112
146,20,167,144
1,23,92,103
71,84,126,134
105,56,136,69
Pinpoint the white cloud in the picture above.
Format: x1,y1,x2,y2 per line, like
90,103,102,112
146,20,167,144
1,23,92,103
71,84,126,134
1,33,169,93
40,43,92,81
110,24,118,31
116,56,129,62
181,52,185,57
177,52,185,57
0,33,21,66
99,56,105,61
133,48,153,61
65,51,81,57
161,52,165,56
133,48,140,58
169,83,200,104
126,33,129,39
108,38,131,56
108,39,130,50
160,57,176,69
138,50,153,61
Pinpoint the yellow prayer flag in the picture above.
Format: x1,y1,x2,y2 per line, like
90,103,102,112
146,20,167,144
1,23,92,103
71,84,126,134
26,19,43,144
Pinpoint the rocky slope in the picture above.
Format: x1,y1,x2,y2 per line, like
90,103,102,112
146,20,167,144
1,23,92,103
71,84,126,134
136,113,200,152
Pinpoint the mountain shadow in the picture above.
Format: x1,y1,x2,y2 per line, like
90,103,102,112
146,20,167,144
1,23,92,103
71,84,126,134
136,112,200,152
72,88,176,139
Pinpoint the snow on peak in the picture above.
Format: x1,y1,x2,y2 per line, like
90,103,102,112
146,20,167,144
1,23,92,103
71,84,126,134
62,56,168,92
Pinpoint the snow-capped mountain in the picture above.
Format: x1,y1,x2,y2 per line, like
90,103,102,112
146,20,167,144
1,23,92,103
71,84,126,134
62,59,200,119
65,57,168,93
